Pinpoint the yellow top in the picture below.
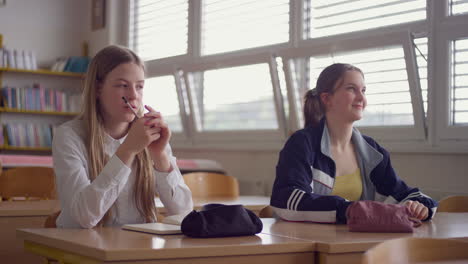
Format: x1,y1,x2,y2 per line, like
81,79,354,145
330,169,362,201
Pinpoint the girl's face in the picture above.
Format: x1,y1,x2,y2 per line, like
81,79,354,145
97,62,145,126
322,70,367,123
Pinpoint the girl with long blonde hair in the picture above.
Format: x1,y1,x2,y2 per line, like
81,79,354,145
53,45,193,228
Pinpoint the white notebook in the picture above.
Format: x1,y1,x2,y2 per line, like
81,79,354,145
161,213,187,225
122,222,182,235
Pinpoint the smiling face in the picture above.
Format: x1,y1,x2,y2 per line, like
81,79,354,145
97,62,145,127
321,70,367,123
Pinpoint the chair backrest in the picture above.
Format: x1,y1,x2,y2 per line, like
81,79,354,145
44,210,61,228
0,167,56,200
363,237,468,264
259,205,274,218
183,172,239,198
438,195,468,212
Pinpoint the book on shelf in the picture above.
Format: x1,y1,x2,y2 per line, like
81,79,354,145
1,84,81,113
0,48,4,68
4,123,53,148
15,50,24,69
51,56,90,73
0,47,37,70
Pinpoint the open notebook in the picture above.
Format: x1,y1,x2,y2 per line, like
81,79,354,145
122,213,188,235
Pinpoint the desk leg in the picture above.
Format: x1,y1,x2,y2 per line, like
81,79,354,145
317,252,362,264
24,241,101,264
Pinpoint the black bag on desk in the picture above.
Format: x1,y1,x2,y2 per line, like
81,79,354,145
181,203,263,238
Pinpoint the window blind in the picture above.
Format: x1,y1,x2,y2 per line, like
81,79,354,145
129,0,188,60
201,0,289,55
451,38,468,125
450,0,468,15
308,0,426,38
308,46,414,127
197,64,278,131
143,76,183,132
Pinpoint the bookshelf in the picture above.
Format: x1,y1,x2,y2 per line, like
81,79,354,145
0,67,84,78
0,146,52,152
0,107,78,116
0,34,84,153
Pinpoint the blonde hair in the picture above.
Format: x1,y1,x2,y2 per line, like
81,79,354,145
79,45,157,225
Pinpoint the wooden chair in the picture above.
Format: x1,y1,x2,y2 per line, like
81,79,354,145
363,237,468,264
259,205,274,218
0,167,56,200
438,195,468,212
183,172,239,198
44,210,61,228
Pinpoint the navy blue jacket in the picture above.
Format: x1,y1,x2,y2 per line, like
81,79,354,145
270,120,437,224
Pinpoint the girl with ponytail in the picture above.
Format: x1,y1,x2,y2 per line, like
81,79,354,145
270,63,436,224
52,45,193,228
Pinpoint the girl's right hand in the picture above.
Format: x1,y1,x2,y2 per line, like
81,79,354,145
404,200,429,220
116,117,161,166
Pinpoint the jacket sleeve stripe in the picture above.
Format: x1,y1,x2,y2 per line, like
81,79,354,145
287,189,300,210
293,191,306,211
400,191,430,204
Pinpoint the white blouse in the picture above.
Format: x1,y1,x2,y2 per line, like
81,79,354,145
52,119,193,228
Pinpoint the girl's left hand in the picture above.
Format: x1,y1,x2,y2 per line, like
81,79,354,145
143,105,171,156
404,200,429,220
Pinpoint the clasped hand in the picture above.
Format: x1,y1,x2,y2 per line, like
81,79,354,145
122,105,171,156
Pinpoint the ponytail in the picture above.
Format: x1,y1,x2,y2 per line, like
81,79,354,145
303,88,323,127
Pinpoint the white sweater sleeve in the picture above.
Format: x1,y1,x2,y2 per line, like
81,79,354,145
52,125,131,228
154,144,193,216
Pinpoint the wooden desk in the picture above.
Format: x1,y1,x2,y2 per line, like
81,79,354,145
0,200,60,264
413,261,468,264
156,195,270,216
17,227,316,264
261,213,468,264
0,200,59,216
0,196,267,217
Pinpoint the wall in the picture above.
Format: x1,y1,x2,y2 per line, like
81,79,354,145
85,0,128,56
0,0,87,67
174,148,468,201
391,153,468,200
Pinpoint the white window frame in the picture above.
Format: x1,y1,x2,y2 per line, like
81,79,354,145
181,54,288,148
140,71,192,146
280,30,427,143
111,0,468,152
434,5,468,144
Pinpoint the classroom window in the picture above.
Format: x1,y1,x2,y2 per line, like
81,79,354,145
143,76,183,132
307,45,414,127
451,38,468,125
201,0,289,55
307,0,426,38
191,63,278,131
129,0,188,60
414,37,428,115
450,0,468,15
